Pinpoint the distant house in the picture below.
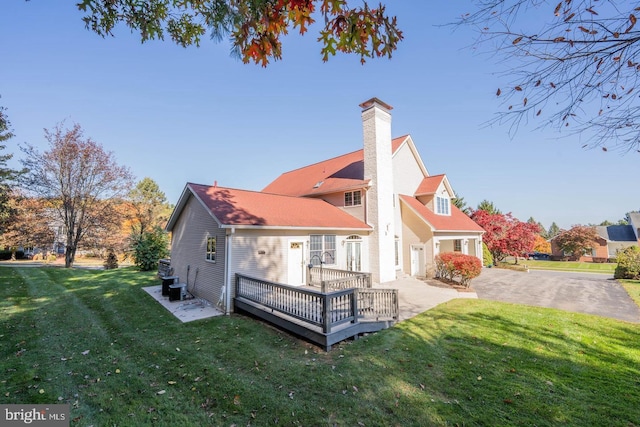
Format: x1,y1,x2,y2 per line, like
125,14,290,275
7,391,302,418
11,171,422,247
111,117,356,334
166,98,484,313
550,212,640,261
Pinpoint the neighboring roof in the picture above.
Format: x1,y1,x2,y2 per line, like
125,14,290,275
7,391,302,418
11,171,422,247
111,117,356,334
263,135,409,197
414,174,448,196
595,225,637,242
628,212,640,237
399,195,485,232
166,183,372,231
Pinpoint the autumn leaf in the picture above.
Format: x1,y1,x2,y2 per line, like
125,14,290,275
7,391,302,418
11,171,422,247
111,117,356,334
514,86,523,91
496,88,501,96
233,395,241,405
554,2,562,16
512,36,523,45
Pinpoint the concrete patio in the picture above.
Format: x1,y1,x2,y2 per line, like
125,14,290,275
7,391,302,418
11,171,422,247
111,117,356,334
142,285,224,322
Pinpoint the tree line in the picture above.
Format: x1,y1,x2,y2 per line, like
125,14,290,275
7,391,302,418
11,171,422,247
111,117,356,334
0,105,171,269
454,196,635,264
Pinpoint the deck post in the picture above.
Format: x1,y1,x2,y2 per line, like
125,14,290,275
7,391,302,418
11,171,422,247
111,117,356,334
322,293,331,334
352,289,359,324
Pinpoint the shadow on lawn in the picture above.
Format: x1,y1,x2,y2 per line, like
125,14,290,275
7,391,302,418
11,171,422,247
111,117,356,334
348,301,640,426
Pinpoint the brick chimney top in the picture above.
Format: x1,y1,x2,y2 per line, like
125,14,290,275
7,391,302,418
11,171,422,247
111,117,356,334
359,97,393,112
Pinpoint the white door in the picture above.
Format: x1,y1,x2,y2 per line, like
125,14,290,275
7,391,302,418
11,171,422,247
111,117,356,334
410,245,425,277
345,241,362,272
288,241,305,286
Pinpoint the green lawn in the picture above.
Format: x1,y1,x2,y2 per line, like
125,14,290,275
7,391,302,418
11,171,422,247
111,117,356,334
512,259,617,274
1,267,639,426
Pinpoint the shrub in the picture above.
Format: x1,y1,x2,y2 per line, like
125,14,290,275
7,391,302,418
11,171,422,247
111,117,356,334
103,248,119,270
482,242,493,267
614,246,640,279
435,252,482,288
130,227,170,271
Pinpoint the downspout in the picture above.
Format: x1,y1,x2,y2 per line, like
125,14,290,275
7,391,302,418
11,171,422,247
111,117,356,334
223,228,235,315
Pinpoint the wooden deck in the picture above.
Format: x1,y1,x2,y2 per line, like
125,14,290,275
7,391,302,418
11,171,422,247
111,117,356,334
234,273,399,351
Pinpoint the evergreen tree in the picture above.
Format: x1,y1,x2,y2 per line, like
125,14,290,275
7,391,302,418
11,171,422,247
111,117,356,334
546,222,561,240
476,199,502,215
0,103,25,233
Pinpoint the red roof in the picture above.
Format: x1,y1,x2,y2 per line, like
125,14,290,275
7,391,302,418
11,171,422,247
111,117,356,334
188,183,371,229
399,195,485,232
414,174,446,196
263,136,409,197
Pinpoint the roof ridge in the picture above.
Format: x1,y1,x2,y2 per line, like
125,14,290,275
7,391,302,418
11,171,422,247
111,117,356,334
188,182,332,203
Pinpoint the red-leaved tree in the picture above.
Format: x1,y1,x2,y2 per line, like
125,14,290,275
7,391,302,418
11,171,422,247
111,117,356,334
553,225,600,258
471,210,539,263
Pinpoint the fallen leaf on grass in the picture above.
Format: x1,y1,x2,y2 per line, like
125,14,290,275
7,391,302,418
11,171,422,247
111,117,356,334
157,390,166,395
81,350,90,356
168,381,177,385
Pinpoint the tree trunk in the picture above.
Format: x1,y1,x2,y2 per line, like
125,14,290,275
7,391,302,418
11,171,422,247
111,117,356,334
65,248,75,268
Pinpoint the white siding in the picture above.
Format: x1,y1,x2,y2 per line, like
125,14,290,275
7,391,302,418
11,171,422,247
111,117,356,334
228,229,371,290
392,142,427,197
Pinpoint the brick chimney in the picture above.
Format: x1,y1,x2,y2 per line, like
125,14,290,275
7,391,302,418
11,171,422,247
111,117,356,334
360,98,396,284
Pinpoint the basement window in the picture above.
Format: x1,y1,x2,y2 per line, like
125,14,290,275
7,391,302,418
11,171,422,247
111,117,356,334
344,190,362,207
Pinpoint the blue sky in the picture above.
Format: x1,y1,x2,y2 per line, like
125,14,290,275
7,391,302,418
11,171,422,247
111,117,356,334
1,1,638,230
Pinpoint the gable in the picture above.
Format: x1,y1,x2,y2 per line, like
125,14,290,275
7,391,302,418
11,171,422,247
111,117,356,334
414,174,453,197
392,135,430,196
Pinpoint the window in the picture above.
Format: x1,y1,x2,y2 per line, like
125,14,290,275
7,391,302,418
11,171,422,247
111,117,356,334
454,239,462,252
309,234,336,265
436,196,450,215
206,236,216,262
344,190,362,207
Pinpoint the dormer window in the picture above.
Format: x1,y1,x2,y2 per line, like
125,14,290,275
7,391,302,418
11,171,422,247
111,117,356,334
436,196,450,215
345,190,362,207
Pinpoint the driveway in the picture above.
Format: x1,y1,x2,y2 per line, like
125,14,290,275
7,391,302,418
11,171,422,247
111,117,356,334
472,268,640,323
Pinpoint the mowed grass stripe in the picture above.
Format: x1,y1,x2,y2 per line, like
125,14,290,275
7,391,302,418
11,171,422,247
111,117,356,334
1,267,639,426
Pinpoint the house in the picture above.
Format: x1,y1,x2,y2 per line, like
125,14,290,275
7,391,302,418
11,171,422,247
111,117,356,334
550,212,640,261
166,98,484,314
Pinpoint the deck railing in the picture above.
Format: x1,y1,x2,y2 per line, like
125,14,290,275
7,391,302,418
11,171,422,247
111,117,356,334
236,274,357,333
357,288,399,321
308,267,372,291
